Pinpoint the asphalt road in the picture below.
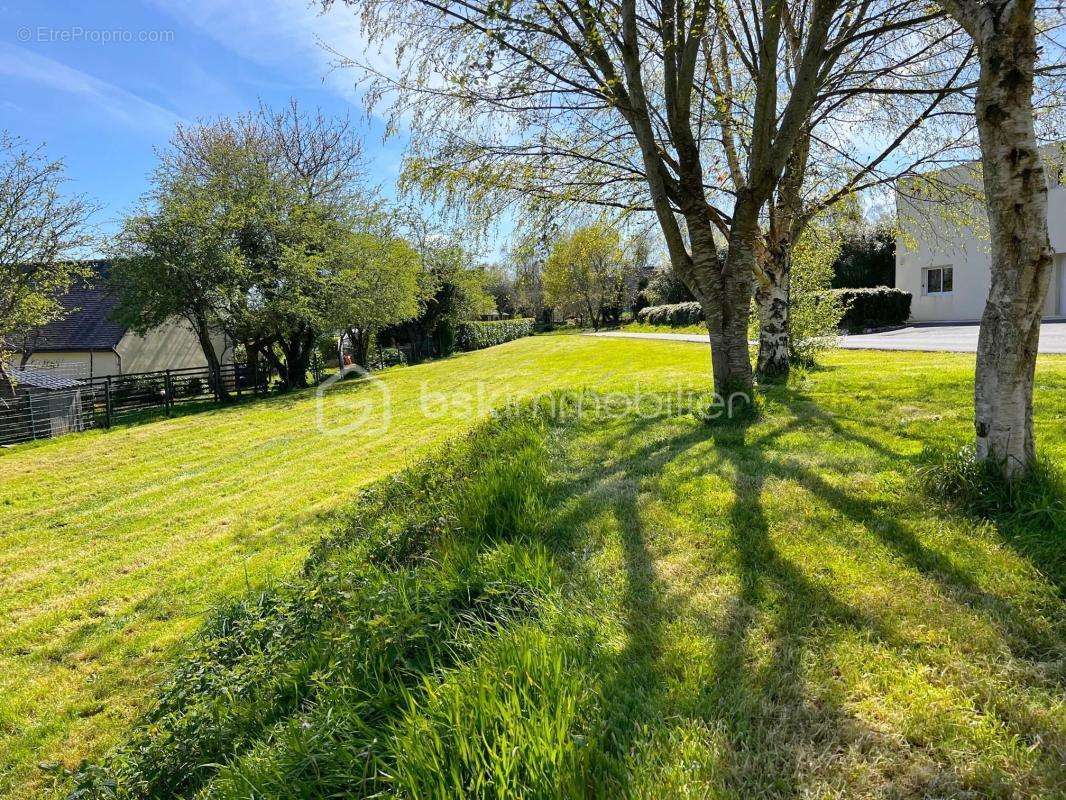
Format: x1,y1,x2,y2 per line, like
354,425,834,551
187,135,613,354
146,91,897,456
587,321,1066,354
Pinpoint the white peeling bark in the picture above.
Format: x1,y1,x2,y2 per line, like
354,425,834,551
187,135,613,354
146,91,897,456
756,279,790,379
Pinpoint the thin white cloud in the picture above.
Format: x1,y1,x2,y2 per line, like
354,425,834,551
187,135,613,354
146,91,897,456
0,42,183,133
148,0,398,105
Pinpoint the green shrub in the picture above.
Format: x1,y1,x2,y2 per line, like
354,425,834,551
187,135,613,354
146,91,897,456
378,347,408,367
457,319,535,351
636,302,704,327
787,223,846,366
820,287,911,331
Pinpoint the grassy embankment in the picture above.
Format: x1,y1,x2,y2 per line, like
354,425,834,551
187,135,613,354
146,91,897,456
51,342,1066,799
2,333,712,798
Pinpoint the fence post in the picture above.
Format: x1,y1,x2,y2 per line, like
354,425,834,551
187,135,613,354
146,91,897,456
164,370,173,416
104,376,113,429
235,364,242,401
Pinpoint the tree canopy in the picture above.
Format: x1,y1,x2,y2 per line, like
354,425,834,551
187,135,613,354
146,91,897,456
113,105,427,389
0,134,95,365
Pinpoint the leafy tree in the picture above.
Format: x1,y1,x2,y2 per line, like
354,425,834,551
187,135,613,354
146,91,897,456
483,265,517,318
113,116,272,397
378,229,494,360
0,135,95,370
325,228,424,367
424,247,495,356
544,223,634,331
788,223,846,365
112,183,247,397
507,225,557,323
115,105,371,390
643,265,696,306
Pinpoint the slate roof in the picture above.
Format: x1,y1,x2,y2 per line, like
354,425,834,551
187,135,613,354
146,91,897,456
4,366,84,390
30,261,128,351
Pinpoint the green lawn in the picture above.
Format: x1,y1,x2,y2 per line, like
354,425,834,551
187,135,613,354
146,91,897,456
2,335,1064,798
0,334,710,798
621,322,708,335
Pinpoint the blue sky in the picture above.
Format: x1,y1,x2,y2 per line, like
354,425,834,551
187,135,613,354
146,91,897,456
0,0,412,254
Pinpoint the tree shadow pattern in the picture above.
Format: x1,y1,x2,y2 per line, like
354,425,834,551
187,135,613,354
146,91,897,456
542,388,1064,798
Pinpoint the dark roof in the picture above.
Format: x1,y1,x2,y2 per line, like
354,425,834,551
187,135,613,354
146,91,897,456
4,366,84,390
30,261,128,351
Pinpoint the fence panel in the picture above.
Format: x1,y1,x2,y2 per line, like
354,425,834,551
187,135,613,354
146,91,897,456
1,362,274,446
0,386,99,446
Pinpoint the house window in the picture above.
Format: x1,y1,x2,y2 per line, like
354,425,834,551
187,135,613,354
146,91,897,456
924,266,953,295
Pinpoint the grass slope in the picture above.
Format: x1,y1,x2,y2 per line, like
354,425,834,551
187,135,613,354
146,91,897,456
2,336,1064,797
0,334,708,798
73,365,1065,799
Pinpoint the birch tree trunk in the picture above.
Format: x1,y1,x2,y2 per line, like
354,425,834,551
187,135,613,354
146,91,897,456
943,0,1054,477
755,138,809,381
755,254,792,379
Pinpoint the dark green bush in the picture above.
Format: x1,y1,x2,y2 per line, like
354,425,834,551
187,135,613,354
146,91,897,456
378,347,408,367
457,319,535,351
111,376,166,406
821,287,911,331
643,264,696,305
830,224,895,289
636,302,704,327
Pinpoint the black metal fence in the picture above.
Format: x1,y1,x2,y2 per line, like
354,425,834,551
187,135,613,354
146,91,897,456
0,362,273,446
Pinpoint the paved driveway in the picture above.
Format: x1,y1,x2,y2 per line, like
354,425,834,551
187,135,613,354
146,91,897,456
838,322,1066,353
587,321,1066,354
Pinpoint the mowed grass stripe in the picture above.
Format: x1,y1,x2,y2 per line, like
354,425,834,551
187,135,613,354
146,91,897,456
0,334,710,798
2,338,1062,798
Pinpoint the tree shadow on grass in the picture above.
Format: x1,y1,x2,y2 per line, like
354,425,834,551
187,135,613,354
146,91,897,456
544,392,1061,797
547,411,900,798
781,388,1066,601
762,391,1063,657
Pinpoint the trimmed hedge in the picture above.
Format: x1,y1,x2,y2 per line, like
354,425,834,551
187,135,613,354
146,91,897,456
635,289,911,333
825,287,912,331
457,319,535,351
636,302,704,327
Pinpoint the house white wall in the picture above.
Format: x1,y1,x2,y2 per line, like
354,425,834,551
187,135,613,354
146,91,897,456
21,351,119,379
896,154,1066,323
20,319,232,379
115,319,231,374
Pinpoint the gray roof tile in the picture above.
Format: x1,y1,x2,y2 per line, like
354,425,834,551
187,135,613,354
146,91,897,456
30,261,127,351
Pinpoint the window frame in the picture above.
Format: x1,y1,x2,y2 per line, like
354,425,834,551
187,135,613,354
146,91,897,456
924,266,953,296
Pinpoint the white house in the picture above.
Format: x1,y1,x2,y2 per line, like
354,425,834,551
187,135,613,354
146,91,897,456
12,262,232,379
896,150,1066,323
